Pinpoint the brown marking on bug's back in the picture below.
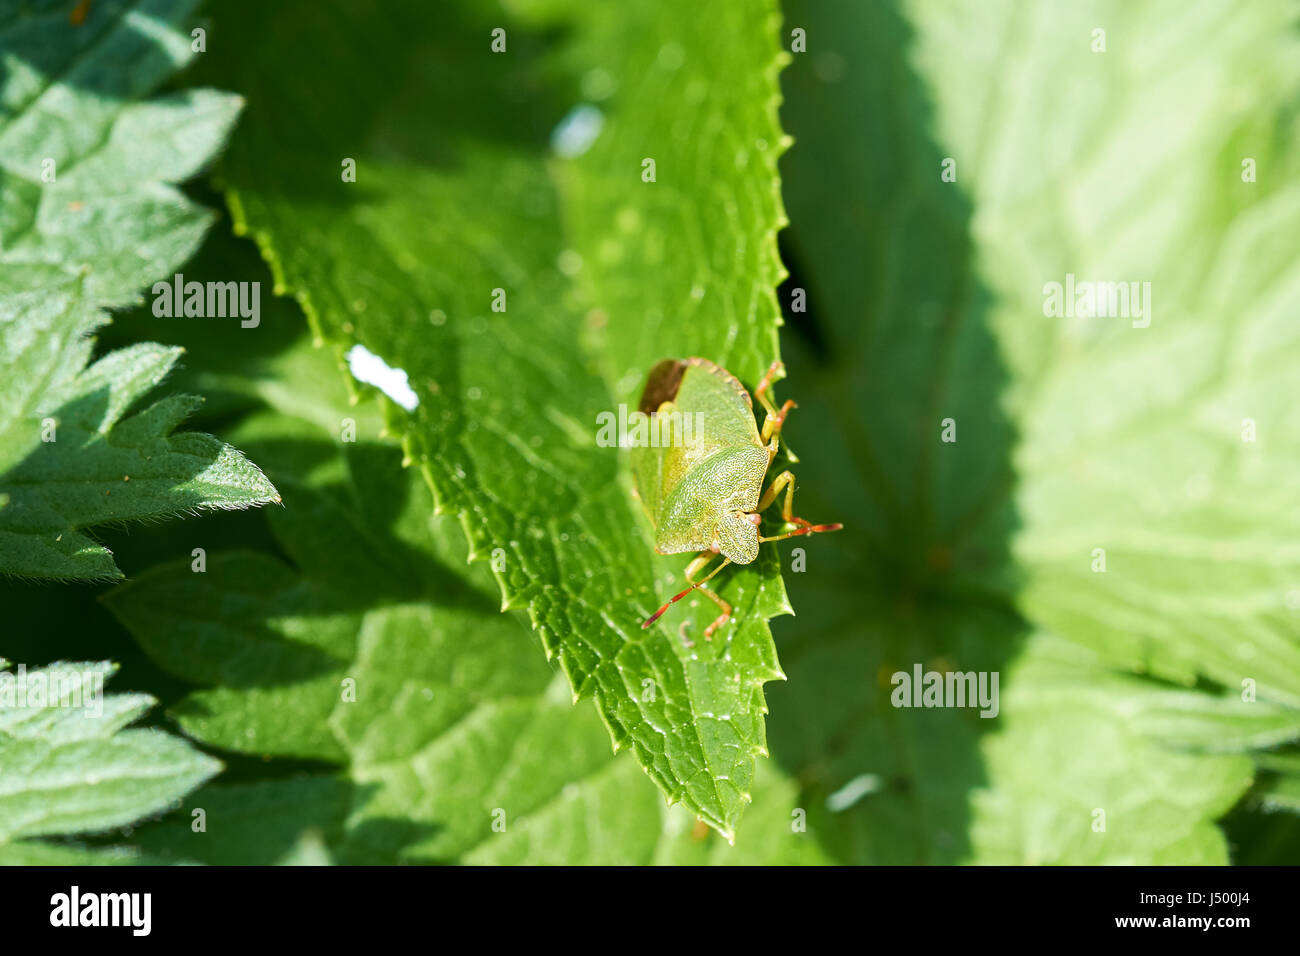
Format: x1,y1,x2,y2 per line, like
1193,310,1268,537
638,359,688,415
639,356,757,418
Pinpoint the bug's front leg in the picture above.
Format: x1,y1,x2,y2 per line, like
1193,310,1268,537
685,554,733,642
761,400,797,444
754,361,799,450
755,470,843,542
754,361,783,415
642,551,733,643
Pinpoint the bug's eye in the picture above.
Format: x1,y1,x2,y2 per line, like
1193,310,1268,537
745,513,762,527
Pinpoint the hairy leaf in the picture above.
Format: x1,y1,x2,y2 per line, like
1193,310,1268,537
0,659,219,859
0,0,277,580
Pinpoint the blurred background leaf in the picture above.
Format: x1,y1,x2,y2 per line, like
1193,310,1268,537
0,660,219,864
773,0,1300,862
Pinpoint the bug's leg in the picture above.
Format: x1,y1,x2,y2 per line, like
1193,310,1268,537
681,551,733,641
754,361,784,419
693,578,733,641
754,361,799,456
642,552,733,640
760,399,797,444
757,470,805,525
755,470,843,540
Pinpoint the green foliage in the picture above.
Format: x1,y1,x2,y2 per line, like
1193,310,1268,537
0,0,1297,865
108,339,827,863
772,0,1300,862
0,0,277,580
196,0,793,837
0,659,219,863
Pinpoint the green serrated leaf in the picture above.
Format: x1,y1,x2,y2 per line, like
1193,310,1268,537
108,340,829,863
0,660,220,852
0,0,239,306
195,0,798,835
0,0,278,580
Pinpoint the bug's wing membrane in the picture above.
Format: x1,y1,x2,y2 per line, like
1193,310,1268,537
630,424,666,527
632,399,701,536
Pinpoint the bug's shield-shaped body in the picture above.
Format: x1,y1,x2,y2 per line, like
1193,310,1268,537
631,358,775,565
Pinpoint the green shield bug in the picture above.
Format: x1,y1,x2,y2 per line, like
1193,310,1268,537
630,357,842,643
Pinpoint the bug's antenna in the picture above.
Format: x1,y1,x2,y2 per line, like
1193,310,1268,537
758,521,842,543
642,559,732,629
